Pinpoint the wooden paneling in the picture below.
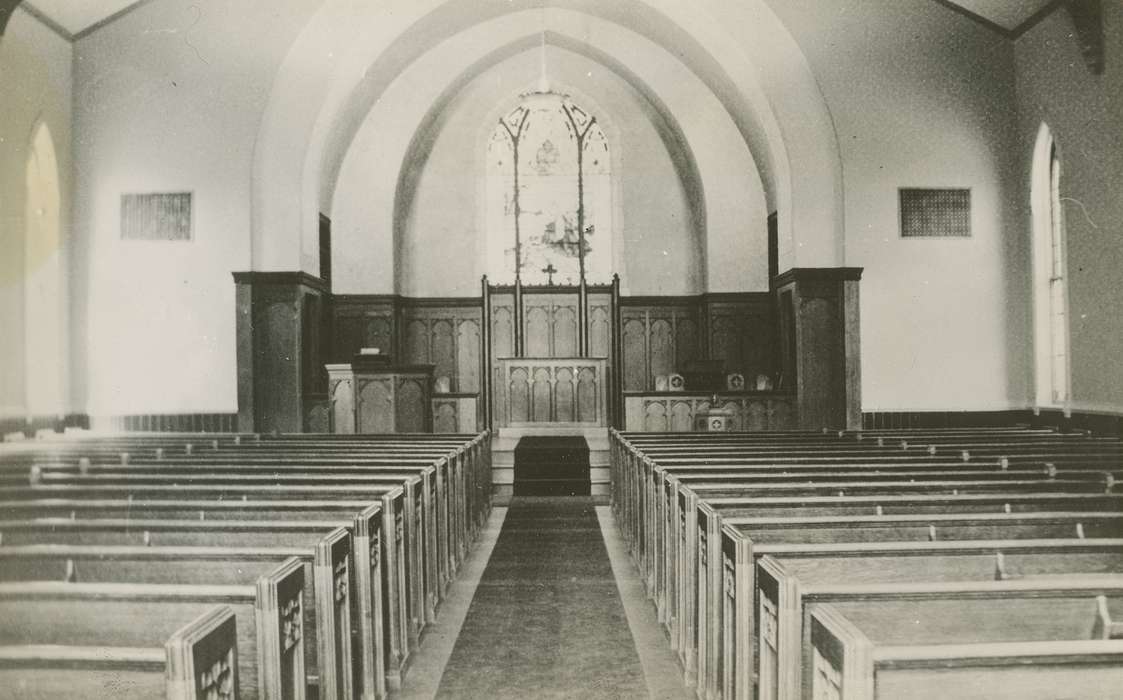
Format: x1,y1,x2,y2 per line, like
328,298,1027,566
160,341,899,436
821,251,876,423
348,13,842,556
773,268,863,430
356,377,394,433
395,376,427,432
620,293,773,392
234,272,328,434
623,392,796,431
333,296,482,408
496,358,607,427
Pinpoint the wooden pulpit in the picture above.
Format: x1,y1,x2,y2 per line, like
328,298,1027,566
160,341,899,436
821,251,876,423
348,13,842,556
326,354,435,433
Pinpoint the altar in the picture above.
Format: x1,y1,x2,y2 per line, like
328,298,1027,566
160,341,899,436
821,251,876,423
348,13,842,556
493,357,608,428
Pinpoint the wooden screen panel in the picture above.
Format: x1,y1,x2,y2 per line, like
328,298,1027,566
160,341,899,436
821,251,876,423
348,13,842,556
670,401,692,432
365,317,393,356
650,318,674,380
589,305,610,357
357,378,394,433
457,319,480,393
644,401,667,432
404,320,429,363
508,367,530,423
577,367,598,423
531,367,552,421
555,367,575,422
553,306,577,357
430,320,456,386
330,379,354,434
676,317,698,368
622,318,648,391
395,377,426,432
525,306,550,357
433,400,458,434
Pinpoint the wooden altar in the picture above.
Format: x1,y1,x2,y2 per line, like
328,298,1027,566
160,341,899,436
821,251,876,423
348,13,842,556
482,276,622,429
494,357,608,428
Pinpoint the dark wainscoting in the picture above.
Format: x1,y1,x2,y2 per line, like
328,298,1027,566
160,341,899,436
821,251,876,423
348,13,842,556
863,409,1122,437
619,292,775,392
1,414,88,439
92,413,240,433
2,413,237,439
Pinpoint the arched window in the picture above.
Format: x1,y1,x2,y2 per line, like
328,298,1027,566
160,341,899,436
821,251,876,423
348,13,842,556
1030,124,1070,406
486,92,611,285
24,122,65,416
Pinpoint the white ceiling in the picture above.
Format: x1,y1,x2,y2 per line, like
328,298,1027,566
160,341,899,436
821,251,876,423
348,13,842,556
19,0,1059,42
940,0,1056,32
22,0,144,37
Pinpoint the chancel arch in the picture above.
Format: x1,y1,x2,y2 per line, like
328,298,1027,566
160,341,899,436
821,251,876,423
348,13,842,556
256,0,844,281
332,18,766,297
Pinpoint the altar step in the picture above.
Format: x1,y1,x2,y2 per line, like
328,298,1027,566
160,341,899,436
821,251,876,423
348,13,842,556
491,426,609,504
514,436,590,497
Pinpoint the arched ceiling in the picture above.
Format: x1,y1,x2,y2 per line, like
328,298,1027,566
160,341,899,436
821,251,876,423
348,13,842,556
251,0,844,273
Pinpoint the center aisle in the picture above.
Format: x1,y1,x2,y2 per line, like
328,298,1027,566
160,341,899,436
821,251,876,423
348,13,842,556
434,497,649,699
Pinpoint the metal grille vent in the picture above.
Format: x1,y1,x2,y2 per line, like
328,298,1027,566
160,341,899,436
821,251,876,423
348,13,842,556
120,192,192,241
899,188,970,238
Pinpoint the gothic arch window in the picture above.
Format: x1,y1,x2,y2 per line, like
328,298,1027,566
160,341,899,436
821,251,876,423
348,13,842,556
486,92,611,285
24,122,65,415
1031,124,1070,406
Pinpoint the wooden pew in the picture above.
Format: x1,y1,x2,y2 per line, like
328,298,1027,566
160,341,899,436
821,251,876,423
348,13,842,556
0,605,241,700
0,543,340,700
0,508,388,699
30,465,445,626
807,596,1123,700
666,491,1123,669
0,480,423,659
0,496,410,695
646,471,1118,631
702,510,1123,700
758,553,1123,700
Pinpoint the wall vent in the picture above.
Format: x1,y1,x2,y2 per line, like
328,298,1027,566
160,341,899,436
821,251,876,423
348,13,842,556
120,192,192,241
899,188,970,238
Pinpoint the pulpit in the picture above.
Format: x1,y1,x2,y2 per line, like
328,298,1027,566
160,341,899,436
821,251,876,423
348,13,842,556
327,354,434,433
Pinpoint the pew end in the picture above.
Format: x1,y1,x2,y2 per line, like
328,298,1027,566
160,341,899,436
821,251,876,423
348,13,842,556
165,605,240,700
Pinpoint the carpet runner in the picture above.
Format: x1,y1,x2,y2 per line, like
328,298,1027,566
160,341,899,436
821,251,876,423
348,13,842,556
513,436,590,496
434,497,648,699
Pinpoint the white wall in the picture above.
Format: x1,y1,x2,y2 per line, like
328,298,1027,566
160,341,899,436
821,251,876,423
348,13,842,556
1015,5,1123,413
71,0,316,416
769,0,1027,411
0,8,72,419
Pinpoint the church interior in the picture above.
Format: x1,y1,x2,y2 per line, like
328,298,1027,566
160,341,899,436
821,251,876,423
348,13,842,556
0,0,1121,698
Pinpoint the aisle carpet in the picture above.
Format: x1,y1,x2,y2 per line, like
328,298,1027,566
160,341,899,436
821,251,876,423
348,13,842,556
434,497,648,699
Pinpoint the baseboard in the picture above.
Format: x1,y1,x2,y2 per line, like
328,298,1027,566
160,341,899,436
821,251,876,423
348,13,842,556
1,414,88,438
88,413,239,433
862,409,1122,436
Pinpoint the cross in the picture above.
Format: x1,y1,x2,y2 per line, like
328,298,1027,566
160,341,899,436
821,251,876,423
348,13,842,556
542,263,557,285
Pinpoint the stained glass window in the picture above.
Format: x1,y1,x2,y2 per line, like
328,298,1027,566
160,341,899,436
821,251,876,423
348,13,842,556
487,93,612,285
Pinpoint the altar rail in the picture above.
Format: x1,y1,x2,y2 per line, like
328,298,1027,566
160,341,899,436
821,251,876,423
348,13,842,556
495,358,608,428
623,391,796,432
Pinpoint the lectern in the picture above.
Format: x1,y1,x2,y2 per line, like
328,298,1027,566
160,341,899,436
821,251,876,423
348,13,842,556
326,354,435,433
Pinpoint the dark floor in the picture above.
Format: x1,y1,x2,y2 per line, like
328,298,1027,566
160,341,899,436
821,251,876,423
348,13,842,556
434,497,649,699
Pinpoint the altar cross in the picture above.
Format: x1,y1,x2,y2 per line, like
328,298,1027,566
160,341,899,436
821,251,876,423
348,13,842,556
542,263,557,285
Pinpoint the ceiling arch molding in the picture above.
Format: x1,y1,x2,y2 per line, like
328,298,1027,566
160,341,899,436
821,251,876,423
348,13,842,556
251,0,843,275
329,18,731,296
